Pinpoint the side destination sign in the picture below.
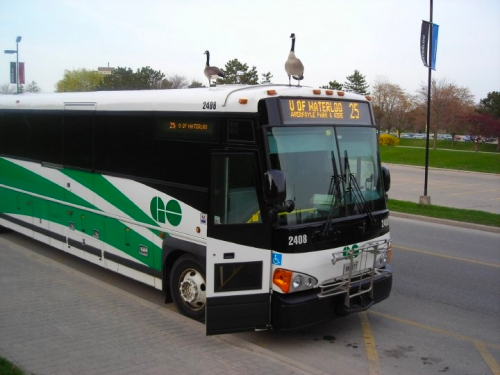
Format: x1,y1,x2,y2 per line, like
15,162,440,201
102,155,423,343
156,117,216,140
280,99,372,125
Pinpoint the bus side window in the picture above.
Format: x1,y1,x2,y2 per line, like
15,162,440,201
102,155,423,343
63,113,93,170
213,154,261,225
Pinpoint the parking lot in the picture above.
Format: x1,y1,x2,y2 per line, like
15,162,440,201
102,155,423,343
386,164,500,214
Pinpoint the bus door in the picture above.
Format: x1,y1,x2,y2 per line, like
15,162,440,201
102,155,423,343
206,151,272,335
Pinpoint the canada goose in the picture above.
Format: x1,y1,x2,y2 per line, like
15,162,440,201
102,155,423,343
204,50,224,86
284,33,304,86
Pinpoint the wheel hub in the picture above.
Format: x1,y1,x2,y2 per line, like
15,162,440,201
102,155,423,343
178,269,206,310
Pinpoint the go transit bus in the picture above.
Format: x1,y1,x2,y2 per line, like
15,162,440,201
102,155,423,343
0,85,392,335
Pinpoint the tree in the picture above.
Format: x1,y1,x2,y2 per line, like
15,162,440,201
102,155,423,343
416,79,475,149
217,59,258,85
160,74,189,89
56,69,103,92
459,112,500,152
478,91,500,119
99,67,134,90
99,66,165,90
0,84,15,94
477,92,500,151
136,66,165,89
188,80,204,88
321,80,343,90
343,70,370,95
372,78,414,135
260,72,273,84
24,81,41,93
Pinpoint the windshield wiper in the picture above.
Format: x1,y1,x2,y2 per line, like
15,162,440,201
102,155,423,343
343,150,375,227
322,151,343,238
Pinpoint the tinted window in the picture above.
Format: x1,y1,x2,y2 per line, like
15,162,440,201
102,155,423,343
227,120,255,142
0,113,31,158
63,113,93,169
95,114,154,177
27,113,63,163
0,112,63,163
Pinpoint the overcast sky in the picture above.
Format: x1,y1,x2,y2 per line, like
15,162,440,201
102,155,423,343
1,0,499,102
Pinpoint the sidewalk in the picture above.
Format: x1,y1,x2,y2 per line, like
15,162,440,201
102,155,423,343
0,234,323,375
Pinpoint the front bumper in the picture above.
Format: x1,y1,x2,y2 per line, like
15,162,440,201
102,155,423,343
271,265,393,331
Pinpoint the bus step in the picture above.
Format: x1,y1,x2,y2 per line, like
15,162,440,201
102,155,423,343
339,298,374,315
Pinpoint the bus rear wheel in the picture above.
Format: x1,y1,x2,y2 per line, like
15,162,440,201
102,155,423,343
170,254,206,322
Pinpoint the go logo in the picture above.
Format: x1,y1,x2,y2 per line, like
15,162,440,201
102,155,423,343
150,197,182,226
343,244,360,258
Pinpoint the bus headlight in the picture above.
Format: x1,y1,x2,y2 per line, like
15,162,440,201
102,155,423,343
292,275,302,289
273,269,317,293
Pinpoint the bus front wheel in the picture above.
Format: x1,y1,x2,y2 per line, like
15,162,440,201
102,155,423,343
170,254,206,321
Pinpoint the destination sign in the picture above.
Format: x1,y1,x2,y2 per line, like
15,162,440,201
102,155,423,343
157,118,216,140
280,99,372,125
163,120,214,134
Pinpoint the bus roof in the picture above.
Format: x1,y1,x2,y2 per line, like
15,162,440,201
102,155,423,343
0,84,370,113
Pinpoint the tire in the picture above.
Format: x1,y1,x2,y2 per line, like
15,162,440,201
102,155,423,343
0,224,11,234
170,254,206,321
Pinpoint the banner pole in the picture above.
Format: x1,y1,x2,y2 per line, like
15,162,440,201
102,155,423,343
423,0,433,199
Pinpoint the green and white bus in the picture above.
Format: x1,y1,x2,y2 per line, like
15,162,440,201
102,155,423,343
0,85,392,335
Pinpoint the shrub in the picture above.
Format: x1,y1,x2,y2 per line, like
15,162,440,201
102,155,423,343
379,134,399,147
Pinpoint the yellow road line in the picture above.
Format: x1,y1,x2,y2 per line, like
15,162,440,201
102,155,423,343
359,312,380,375
370,311,500,374
370,311,500,351
395,245,500,268
474,341,500,375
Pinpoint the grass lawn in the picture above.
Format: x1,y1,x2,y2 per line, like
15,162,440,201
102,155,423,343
396,138,498,152
380,141,500,174
388,199,500,227
0,358,25,375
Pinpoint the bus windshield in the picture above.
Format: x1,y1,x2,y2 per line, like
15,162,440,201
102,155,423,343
267,126,385,225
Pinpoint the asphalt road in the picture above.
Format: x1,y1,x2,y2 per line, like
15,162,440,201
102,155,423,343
385,164,500,214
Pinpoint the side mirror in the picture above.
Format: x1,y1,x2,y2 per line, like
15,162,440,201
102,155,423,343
382,166,391,192
264,170,286,205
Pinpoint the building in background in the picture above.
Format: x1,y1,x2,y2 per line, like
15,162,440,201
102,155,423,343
97,65,114,75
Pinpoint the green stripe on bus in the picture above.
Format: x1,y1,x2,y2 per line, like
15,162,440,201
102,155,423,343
0,158,95,210
61,169,160,228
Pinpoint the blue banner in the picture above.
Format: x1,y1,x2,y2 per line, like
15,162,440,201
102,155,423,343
420,21,439,71
430,23,439,71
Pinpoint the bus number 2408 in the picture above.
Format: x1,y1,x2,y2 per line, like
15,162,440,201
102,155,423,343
289,235,307,246
203,101,217,110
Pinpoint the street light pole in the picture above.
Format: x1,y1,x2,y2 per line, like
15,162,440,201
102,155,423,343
15,36,21,94
4,36,22,94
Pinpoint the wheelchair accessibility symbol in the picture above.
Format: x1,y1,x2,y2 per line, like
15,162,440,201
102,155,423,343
272,253,282,266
